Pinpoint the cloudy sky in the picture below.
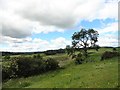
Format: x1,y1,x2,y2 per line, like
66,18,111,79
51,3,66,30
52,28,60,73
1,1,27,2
0,0,119,52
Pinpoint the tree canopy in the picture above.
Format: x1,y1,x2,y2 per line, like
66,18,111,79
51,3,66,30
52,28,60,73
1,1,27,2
72,28,99,57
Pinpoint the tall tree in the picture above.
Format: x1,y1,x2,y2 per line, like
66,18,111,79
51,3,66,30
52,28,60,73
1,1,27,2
72,28,99,57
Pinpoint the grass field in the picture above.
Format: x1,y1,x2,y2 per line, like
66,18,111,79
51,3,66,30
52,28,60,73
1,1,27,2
2,48,119,88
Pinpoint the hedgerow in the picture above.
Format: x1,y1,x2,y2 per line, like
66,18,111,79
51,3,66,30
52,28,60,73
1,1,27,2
2,56,59,81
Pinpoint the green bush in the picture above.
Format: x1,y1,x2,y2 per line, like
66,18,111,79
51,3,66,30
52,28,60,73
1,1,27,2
75,52,85,64
4,55,10,61
2,56,46,80
2,56,59,81
101,51,120,60
33,54,43,60
45,58,59,70
2,61,18,81
2,65,12,80
14,56,46,77
113,48,117,52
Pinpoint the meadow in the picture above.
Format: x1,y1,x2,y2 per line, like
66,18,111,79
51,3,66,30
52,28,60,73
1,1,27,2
2,48,119,88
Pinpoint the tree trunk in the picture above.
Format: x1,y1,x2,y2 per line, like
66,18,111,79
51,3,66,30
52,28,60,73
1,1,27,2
84,46,88,57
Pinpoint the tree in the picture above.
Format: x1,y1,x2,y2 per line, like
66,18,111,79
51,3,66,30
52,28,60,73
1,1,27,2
72,28,99,57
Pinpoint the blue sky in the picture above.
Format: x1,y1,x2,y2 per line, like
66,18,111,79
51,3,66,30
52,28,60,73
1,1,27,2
0,0,118,52
31,18,117,42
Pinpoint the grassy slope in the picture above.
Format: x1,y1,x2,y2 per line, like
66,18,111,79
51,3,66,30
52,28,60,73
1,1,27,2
2,48,119,88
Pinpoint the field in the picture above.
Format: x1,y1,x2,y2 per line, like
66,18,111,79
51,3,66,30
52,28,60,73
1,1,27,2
2,48,119,88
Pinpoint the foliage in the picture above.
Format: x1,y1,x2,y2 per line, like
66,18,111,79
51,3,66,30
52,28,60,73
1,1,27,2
2,56,59,81
3,57,118,88
101,51,120,60
72,28,99,57
2,48,118,88
4,55,10,60
2,60,18,80
45,58,59,71
113,47,117,52
14,56,45,77
74,52,85,64
2,64,13,80
33,54,43,60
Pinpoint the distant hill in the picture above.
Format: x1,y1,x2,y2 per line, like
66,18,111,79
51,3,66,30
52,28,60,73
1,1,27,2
1,48,65,56
1,46,119,56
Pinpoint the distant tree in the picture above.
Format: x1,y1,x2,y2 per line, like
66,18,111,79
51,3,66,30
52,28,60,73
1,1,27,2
58,48,65,53
72,28,99,57
45,50,57,55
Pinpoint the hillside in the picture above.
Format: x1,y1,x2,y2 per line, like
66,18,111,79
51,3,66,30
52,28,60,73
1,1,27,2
2,48,119,88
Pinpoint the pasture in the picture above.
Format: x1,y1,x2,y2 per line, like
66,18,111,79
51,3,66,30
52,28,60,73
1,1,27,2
2,48,119,88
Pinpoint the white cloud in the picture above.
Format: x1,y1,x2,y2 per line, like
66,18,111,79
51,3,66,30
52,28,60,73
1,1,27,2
0,36,71,52
0,0,118,51
96,2,118,20
97,22,118,34
50,37,71,49
0,0,118,38
97,22,118,47
0,10,65,38
98,35,118,47
0,11,33,38
32,22,64,34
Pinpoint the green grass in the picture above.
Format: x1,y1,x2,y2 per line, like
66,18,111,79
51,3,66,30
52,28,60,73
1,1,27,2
2,48,119,88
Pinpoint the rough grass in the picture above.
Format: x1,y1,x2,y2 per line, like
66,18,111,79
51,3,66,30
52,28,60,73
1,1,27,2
2,48,119,88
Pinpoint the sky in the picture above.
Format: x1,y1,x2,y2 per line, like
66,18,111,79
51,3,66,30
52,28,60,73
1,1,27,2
0,0,119,52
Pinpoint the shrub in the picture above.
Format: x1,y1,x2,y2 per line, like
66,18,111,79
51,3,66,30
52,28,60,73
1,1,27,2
72,54,77,59
14,56,46,77
2,61,18,81
2,65,12,81
101,51,120,60
113,48,117,52
45,58,59,70
2,56,46,79
33,54,43,60
4,55,10,61
75,52,85,64
2,56,60,81
33,55,37,58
